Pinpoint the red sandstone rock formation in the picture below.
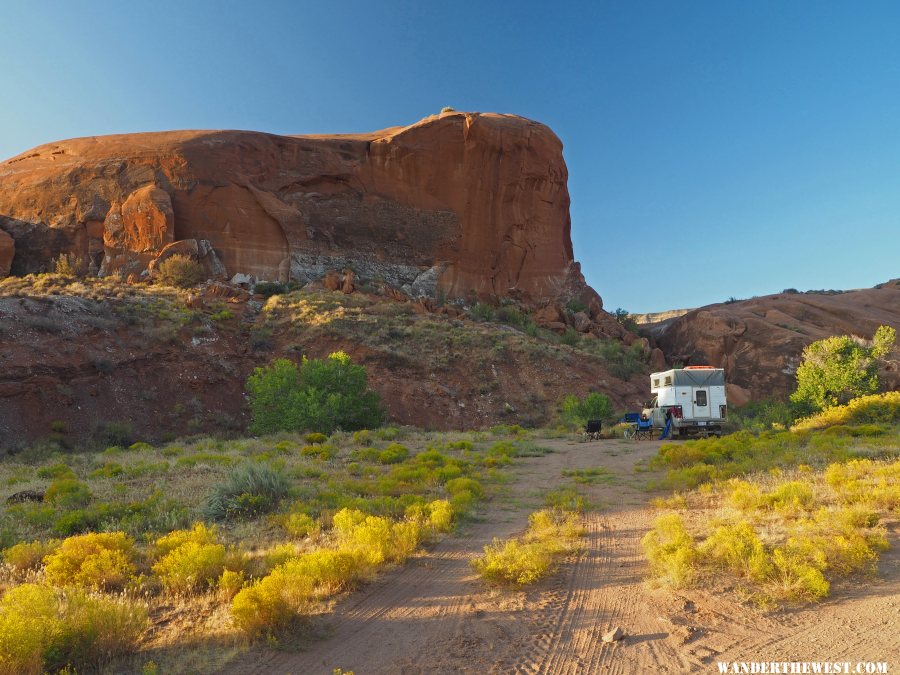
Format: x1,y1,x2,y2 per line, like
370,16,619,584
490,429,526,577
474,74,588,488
0,112,592,306
649,283,900,400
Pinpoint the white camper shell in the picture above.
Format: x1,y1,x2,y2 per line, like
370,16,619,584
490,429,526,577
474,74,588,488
644,367,727,437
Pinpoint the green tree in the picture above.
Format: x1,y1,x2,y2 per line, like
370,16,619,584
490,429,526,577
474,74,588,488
246,352,385,435
561,392,613,426
790,325,896,412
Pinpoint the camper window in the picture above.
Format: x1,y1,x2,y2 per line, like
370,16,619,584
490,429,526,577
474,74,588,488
653,378,660,387
664,376,672,386
696,391,708,406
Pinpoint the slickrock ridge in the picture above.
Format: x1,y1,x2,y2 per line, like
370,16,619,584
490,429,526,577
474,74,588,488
650,283,900,401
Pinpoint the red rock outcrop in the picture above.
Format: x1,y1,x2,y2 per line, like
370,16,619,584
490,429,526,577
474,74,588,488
0,112,591,305
650,283,900,399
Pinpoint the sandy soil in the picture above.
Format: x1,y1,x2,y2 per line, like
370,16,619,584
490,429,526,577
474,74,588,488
222,439,899,674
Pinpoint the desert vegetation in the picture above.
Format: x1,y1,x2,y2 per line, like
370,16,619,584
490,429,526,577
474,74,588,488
644,394,899,607
472,506,585,585
0,425,546,672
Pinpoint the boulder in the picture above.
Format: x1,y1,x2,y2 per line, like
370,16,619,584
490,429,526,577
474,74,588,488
545,321,568,334
572,311,591,333
649,347,667,371
323,271,343,291
602,626,625,643
341,269,356,294
534,304,564,326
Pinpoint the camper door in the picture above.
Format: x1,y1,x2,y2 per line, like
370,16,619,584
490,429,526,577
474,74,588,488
692,387,710,419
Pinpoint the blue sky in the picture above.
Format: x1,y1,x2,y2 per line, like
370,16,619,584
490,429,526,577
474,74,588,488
1,1,898,312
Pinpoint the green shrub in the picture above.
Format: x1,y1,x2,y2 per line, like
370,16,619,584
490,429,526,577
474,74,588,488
253,281,288,298
469,302,496,322
53,253,86,277
332,508,423,565
203,464,291,520
472,507,582,586
264,543,299,570
765,548,830,601
560,392,613,426
36,464,76,480
218,569,246,601
305,432,328,444
641,514,696,588
766,481,814,511
793,391,900,431
281,511,321,539
378,443,410,464
444,477,484,500
246,354,385,435
3,539,59,573
0,583,147,675
153,542,227,593
698,521,770,580
43,532,137,590
406,499,455,534
525,508,584,550
91,421,135,448
90,461,124,478
301,443,338,460
791,326,896,412
231,549,369,634
44,479,92,508
153,523,218,557
472,539,552,585
156,254,205,288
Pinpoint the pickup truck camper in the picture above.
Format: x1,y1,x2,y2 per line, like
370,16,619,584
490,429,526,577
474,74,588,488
643,366,727,438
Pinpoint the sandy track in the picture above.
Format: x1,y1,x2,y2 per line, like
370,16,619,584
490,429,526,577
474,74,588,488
222,439,899,674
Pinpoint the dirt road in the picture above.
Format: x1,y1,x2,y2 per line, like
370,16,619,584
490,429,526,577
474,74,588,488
223,438,899,674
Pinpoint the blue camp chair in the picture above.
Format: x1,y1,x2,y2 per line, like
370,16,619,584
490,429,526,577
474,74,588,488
621,412,654,440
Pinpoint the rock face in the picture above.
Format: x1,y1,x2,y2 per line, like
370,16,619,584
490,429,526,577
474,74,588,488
0,229,13,276
651,283,900,400
0,111,590,304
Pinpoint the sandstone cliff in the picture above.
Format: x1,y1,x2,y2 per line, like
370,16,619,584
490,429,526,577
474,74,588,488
650,283,900,403
0,112,593,306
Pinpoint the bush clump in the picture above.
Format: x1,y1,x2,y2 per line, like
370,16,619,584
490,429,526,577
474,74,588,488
203,464,291,520
641,513,696,588
0,583,147,675
42,532,137,591
377,443,410,464
560,392,613,427
472,539,552,585
152,523,227,593
247,353,385,435
155,254,205,288
231,549,367,635
44,478,92,508
792,391,900,431
791,325,895,412
472,507,583,586
3,539,59,573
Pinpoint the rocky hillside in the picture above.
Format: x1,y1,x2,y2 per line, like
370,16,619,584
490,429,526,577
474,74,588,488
646,282,900,403
0,275,652,450
0,111,596,309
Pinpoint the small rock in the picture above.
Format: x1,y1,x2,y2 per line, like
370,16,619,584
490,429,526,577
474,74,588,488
602,626,625,643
